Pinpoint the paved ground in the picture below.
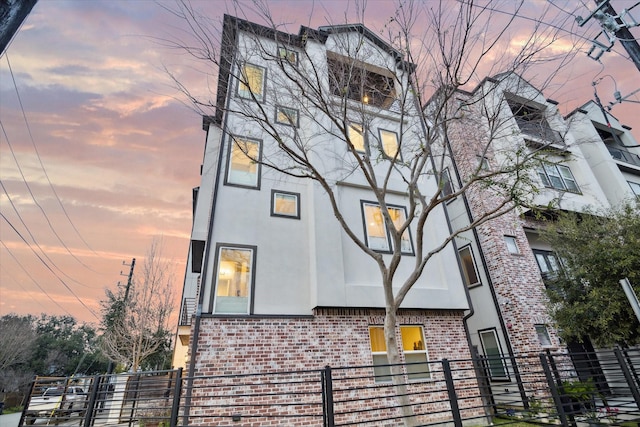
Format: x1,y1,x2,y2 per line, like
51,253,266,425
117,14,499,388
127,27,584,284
0,412,20,427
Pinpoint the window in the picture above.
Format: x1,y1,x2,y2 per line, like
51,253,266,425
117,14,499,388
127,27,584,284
533,250,561,279
458,245,481,287
629,181,640,199
537,163,580,193
477,156,490,171
369,326,429,382
237,63,266,101
271,190,300,219
348,123,365,152
213,246,255,314
362,202,413,254
535,324,552,347
379,129,399,159
440,168,454,197
275,106,299,127
504,235,520,254
278,47,298,65
479,329,509,379
508,100,561,143
327,51,396,108
226,137,261,188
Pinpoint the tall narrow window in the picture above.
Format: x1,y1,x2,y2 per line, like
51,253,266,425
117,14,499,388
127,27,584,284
479,329,508,379
362,202,413,254
237,63,266,101
369,326,429,383
535,324,552,347
213,246,255,314
379,129,399,158
440,168,454,197
348,123,365,152
226,137,261,188
628,181,640,199
504,235,520,254
458,245,481,287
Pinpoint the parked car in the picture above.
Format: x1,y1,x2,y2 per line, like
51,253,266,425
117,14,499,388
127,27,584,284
23,386,86,425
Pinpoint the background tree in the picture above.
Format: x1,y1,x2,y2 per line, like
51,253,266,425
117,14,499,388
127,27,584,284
542,202,640,348
166,1,580,423
0,314,36,395
101,239,175,371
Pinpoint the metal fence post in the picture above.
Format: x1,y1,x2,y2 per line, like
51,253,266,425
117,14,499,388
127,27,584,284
539,354,569,426
169,368,183,427
442,359,463,427
82,374,101,427
321,365,335,427
614,348,640,410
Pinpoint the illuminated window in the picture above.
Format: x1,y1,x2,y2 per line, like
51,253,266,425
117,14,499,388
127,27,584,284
237,63,266,101
369,325,429,383
226,137,261,188
213,246,255,314
479,329,508,379
379,129,399,159
362,202,413,254
278,47,298,65
348,123,365,152
275,106,299,127
271,190,300,219
458,245,481,287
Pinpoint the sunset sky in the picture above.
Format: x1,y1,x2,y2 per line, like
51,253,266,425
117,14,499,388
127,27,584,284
1,0,639,326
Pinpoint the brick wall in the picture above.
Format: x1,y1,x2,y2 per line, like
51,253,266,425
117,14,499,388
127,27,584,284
186,309,483,426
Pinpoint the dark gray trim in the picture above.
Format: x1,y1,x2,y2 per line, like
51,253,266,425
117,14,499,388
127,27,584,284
478,327,511,382
360,200,414,256
270,189,301,219
274,105,299,127
209,243,258,315
224,135,263,189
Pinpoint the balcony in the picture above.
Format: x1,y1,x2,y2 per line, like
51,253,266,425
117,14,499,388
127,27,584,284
514,117,564,145
179,297,197,326
607,145,640,168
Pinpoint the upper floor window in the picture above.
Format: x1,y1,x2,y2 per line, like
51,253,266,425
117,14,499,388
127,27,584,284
458,245,481,287
504,235,520,254
348,123,365,152
271,190,300,219
533,250,561,280
278,47,298,65
369,325,429,382
237,63,266,101
226,136,261,188
508,100,561,144
275,106,299,127
440,168,454,197
362,202,413,254
628,181,640,199
213,245,255,314
535,324,552,347
379,129,399,159
537,163,579,193
327,51,396,108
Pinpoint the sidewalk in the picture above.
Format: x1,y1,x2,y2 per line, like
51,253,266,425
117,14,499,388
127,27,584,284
0,412,20,427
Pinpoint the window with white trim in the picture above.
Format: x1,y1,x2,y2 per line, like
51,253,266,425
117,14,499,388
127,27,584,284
237,63,266,101
629,181,640,199
213,246,255,314
537,163,580,193
362,202,413,254
379,129,399,159
459,245,481,287
348,123,365,152
369,325,429,383
226,137,261,188
479,329,509,379
275,106,299,127
504,235,520,254
271,190,300,219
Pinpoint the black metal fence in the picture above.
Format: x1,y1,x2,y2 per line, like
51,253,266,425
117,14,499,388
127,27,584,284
19,348,640,426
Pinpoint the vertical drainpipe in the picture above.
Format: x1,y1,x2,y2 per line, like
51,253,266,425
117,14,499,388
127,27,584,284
183,23,237,424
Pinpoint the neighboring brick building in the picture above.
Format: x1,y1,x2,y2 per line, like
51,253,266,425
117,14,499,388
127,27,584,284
173,14,476,425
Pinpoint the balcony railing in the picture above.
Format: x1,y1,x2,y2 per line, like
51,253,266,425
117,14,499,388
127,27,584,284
607,145,640,168
179,297,196,326
514,117,564,145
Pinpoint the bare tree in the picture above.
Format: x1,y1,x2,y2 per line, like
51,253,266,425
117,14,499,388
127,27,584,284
101,239,175,371
164,0,580,423
0,314,36,372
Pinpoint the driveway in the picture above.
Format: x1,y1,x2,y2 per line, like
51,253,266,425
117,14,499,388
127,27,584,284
0,412,20,427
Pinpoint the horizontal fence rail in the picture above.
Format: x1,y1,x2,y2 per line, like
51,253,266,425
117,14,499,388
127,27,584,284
19,348,640,426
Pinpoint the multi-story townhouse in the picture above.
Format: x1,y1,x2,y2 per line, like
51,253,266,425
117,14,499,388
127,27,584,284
435,73,613,397
173,14,473,400
568,100,640,205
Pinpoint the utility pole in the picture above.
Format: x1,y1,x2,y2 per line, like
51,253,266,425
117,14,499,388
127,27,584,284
121,258,136,302
577,1,640,71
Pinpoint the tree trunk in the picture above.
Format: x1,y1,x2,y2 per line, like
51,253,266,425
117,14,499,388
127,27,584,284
384,308,417,427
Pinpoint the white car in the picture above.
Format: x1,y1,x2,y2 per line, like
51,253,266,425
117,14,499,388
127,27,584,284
23,386,86,424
